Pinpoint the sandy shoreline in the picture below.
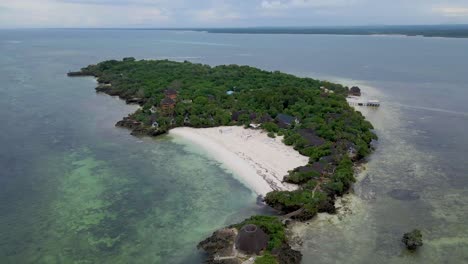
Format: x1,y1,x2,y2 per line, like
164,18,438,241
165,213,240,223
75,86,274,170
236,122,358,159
169,126,309,196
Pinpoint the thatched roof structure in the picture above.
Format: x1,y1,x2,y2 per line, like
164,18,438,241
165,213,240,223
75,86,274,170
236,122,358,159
164,88,178,96
235,224,269,255
259,114,274,123
161,97,175,106
276,114,298,128
298,129,326,147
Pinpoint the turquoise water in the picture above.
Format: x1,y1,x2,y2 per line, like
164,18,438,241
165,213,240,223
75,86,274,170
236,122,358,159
1,29,468,263
0,32,260,263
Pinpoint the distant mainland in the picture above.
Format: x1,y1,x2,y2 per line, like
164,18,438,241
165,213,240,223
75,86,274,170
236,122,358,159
68,58,377,263
77,24,468,38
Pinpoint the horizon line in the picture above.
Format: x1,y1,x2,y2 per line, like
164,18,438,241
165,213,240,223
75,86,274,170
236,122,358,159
2,23,468,30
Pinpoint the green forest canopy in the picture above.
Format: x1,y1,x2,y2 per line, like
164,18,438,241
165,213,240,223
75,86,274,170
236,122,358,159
74,58,377,221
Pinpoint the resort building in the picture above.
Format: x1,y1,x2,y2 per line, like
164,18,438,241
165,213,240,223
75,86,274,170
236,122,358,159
150,114,159,129
160,97,176,110
164,88,178,100
235,224,269,255
298,128,326,147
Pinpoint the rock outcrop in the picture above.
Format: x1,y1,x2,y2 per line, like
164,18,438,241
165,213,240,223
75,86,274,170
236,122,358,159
197,228,241,264
402,229,423,251
272,244,302,264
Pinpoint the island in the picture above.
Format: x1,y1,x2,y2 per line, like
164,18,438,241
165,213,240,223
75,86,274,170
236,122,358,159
68,58,377,263
155,25,468,39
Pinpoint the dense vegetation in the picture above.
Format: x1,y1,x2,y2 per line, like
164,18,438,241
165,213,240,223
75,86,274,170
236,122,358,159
69,58,377,262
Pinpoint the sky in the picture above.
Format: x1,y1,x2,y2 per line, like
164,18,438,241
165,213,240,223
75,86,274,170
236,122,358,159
0,0,468,28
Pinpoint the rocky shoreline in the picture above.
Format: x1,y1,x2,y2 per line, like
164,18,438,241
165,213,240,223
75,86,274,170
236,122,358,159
197,220,302,264
69,72,164,136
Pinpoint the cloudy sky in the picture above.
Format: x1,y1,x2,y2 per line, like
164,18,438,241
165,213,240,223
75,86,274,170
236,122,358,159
1,0,468,28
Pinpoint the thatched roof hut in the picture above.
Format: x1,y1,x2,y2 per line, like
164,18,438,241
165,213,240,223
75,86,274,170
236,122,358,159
235,224,269,255
298,129,326,147
164,88,178,99
276,114,298,128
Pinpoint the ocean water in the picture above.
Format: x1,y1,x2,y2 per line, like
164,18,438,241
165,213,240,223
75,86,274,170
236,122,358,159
1,29,468,263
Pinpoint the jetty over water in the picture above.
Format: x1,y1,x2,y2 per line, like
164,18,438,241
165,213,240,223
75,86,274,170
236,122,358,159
346,96,381,107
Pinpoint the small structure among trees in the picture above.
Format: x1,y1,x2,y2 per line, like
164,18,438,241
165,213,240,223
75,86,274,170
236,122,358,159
276,114,299,128
164,88,178,100
235,224,269,255
160,97,176,111
349,86,361,96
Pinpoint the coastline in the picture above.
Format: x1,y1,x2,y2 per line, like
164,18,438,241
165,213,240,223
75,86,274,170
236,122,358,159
169,126,309,197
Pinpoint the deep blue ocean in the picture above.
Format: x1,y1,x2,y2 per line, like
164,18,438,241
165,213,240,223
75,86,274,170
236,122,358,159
1,29,467,263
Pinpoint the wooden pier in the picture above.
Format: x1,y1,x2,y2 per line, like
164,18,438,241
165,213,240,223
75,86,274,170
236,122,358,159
346,96,381,107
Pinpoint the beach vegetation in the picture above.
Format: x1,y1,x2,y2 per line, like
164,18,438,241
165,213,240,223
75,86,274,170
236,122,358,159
284,170,320,184
255,252,278,264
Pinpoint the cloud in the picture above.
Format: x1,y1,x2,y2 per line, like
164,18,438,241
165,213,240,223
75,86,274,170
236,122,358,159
261,0,283,10
0,0,171,27
261,0,357,10
434,6,468,17
192,4,241,23
1,0,468,28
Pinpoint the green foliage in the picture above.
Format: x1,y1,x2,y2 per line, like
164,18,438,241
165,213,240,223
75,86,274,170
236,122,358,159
264,190,327,220
254,253,278,264
80,59,374,162
303,179,319,190
267,132,276,138
284,170,320,184
76,59,377,223
325,157,355,195
235,216,286,251
262,122,279,133
300,144,332,162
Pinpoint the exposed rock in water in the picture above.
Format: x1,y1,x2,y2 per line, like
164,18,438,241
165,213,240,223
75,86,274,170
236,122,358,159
115,117,166,137
67,71,94,77
95,85,110,93
402,229,423,251
271,244,302,264
126,97,145,104
317,197,337,214
116,117,142,130
388,189,420,201
197,228,241,264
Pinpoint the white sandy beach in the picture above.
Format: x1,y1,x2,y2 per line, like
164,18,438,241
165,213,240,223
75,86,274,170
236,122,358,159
169,126,309,196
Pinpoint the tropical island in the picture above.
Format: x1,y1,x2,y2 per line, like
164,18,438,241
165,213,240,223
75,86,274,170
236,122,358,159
68,58,377,263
